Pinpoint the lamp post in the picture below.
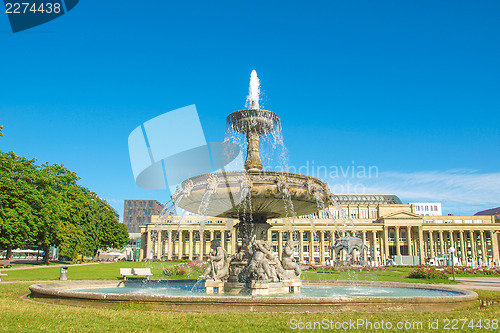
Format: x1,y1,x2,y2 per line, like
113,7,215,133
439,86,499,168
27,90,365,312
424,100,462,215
449,246,456,281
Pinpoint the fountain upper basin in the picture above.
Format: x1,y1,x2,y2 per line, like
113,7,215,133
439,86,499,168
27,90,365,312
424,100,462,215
178,170,330,219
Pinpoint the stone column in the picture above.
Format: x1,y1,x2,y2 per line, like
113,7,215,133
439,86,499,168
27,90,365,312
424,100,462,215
395,227,401,256
309,231,315,264
157,230,162,260
278,231,283,260
177,231,183,260
407,227,412,256
491,231,499,264
299,231,304,263
480,231,486,265
383,227,389,262
439,231,444,257
167,230,173,260
459,231,466,265
361,231,367,262
417,227,424,264
188,230,193,260
199,231,204,261
320,231,326,265
429,231,435,258
231,229,237,255
146,230,153,260
371,231,377,264
221,230,226,251
469,231,476,265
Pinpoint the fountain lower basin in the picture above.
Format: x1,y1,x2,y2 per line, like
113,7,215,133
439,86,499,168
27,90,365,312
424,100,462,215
29,280,477,312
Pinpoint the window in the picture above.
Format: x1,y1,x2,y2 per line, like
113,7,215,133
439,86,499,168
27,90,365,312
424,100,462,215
127,201,132,207
434,205,438,211
149,201,153,207
425,206,429,211
303,233,308,241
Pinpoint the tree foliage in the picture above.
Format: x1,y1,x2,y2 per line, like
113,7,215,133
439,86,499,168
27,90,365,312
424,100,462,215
0,151,128,261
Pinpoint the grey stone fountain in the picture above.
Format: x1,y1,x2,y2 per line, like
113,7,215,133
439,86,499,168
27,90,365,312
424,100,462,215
175,70,331,295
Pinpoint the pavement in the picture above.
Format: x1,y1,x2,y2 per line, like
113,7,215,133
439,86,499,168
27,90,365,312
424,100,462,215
447,277,500,291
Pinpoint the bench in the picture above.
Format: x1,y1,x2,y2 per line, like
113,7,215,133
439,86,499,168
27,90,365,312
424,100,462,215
0,259,11,269
120,268,152,280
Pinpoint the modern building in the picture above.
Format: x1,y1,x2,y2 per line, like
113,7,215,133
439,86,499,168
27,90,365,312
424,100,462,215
123,200,164,234
139,195,500,267
410,203,442,216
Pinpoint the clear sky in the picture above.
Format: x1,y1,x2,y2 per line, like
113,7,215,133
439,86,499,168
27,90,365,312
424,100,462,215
1,0,499,218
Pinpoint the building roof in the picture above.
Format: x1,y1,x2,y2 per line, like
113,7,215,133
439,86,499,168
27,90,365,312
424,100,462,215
474,207,500,216
332,194,403,205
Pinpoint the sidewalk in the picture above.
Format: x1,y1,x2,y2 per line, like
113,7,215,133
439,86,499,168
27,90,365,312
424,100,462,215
447,277,500,291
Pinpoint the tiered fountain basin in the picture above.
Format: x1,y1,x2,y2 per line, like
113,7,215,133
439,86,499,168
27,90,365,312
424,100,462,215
177,170,331,219
29,280,477,312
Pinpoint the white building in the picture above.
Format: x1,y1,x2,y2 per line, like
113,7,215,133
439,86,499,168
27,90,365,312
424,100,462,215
411,203,442,216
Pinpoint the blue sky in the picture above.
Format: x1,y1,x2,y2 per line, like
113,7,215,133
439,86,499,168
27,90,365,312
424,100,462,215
1,0,499,218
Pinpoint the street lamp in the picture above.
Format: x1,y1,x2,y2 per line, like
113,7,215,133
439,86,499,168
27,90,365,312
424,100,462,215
449,246,456,281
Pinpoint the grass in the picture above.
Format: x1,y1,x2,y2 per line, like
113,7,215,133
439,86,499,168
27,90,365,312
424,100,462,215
0,263,499,332
0,261,190,281
0,282,498,332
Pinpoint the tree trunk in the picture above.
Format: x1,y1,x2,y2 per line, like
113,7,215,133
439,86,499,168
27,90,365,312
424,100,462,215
93,249,99,262
6,245,12,260
43,244,50,264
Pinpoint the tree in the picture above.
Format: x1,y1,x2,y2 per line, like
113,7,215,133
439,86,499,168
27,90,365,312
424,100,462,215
0,152,39,259
0,125,3,137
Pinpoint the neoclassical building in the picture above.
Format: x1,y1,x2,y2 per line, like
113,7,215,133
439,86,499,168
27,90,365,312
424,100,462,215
140,195,500,266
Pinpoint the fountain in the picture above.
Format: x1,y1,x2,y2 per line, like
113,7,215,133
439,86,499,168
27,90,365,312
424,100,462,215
28,71,478,312
176,70,331,295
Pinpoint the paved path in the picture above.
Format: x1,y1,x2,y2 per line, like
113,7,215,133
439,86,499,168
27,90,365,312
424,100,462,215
2,262,102,271
445,277,500,291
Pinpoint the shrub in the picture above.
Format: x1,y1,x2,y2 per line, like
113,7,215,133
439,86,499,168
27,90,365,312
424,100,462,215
408,268,448,280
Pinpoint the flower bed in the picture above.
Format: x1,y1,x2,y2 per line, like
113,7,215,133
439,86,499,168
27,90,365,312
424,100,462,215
408,268,449,280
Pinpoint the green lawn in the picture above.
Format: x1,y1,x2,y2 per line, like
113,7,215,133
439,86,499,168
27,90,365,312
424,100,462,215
1,261,191,281
0,282,498,332
1,263,499,332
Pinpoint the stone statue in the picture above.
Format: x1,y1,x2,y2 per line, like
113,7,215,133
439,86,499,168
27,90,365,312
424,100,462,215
201,239,230,281
281,239,302,277
241,236,281,282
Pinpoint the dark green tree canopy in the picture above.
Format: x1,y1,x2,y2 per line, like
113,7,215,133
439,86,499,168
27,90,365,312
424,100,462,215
0,150,128,261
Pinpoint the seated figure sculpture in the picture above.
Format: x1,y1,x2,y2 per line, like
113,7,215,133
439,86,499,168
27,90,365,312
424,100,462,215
281,239,302,277
201,239,230,281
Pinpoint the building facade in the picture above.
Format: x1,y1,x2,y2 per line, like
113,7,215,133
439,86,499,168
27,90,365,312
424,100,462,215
124,200,164,234
140,195,500,266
